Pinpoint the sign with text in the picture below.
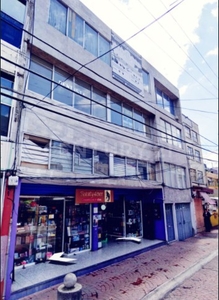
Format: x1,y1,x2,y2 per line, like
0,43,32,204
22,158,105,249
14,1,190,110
76,189,114,204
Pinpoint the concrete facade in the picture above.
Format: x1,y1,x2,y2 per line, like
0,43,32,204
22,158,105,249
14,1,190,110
0,0,206,298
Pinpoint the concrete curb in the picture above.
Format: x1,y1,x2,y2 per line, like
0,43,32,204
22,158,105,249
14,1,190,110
140,249,218,300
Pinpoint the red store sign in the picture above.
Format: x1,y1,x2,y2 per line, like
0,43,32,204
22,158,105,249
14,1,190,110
76,189,114,204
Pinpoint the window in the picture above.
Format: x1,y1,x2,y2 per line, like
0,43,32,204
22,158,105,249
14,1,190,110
142,70,150,93
21,135,50,168
51,6,110,65
133,110,145,134
28,56,52,97
85,24,98,56
123,104,133,129
94,151,109,175
1,0,26,48
74,78,91,114
185,126,191,138
164,163,186,188
126,159,137,178
189,169,196,183
192,131,198,142
156,88,175,115
197,171,203,184
160,119,182,148
99,35,111,65
74,146,92,174
53,68,73,105
187,146,194,158
114,156,125,177
111,98,122,126
68,10,83,46
137,161,147,180
92,88,107,120
114,156,156,180
1,72,14,137
110,98,150,136
48,0,67,34
50,141,73,172
194,150,201,162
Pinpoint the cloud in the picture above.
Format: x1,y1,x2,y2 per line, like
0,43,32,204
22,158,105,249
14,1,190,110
206,47,218,56
179,85,189,96
211,6,218,17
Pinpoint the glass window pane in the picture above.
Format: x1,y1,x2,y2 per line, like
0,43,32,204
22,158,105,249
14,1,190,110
68,10,83,46
137,161,147,180
148,163,156,180
126,159,137,178
2,0,26,23
166,123,172,144
170,165,177,187
92,88,107,120
99,35,110,65
54,68,73,106
1,104,10,137
74,146,92,174
177,167,186,188
0,12,23,48
94,150,109,175
114,156,125,177
133,110,144,134
48,0,67,34
160,119,167,142
74,78,91,114
50,141,73,172
1,73,13,105
110,98,122,126
85,23,98,56
28,57,52,97
163,94,171,114
143,70,150,93
164,163,171,186
156,89,163,108
123,104,133,129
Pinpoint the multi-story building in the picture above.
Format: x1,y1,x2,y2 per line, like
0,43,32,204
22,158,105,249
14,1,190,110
182,114,213,233
1,0,202,298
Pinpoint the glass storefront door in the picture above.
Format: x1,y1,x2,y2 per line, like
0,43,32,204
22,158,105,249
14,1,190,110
125,200,142,237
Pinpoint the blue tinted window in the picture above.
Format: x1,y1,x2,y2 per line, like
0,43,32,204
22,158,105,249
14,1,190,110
0,12,23,48
1,104,11,136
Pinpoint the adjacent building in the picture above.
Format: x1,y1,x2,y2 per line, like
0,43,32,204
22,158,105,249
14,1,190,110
1,0,210,298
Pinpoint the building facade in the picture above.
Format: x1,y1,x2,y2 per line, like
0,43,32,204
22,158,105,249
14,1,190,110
0,0,200,298
182,114,213,233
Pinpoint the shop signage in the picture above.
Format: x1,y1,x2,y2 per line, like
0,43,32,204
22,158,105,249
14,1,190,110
76,189,114,204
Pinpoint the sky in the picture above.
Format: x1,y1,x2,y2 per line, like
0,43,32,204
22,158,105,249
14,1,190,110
80,0,218,168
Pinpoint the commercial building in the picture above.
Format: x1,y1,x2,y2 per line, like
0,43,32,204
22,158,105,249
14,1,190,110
0,0,201,298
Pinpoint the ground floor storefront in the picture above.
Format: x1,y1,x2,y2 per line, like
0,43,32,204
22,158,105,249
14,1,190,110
14,183,166,268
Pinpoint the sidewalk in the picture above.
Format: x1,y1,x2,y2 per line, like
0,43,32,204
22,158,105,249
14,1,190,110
19,228,218,300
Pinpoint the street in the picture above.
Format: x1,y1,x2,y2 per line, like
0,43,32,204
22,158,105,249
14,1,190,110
164,255,218,300
19,229,218,300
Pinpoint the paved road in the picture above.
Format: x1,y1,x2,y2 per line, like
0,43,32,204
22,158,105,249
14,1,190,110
164,255,218,300
19,229,218,300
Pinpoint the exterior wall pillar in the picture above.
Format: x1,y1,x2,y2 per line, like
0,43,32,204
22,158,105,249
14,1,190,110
5,179,21,300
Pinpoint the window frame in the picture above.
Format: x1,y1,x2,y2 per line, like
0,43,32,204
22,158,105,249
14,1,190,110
1,72,14,137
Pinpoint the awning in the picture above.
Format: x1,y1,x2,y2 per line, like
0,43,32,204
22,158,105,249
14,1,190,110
200,192,216,204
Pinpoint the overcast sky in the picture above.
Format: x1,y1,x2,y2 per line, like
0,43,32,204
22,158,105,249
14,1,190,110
80,0,218,168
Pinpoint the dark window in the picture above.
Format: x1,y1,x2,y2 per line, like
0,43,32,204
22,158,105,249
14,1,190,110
1,72,14,137
0,12,23,48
